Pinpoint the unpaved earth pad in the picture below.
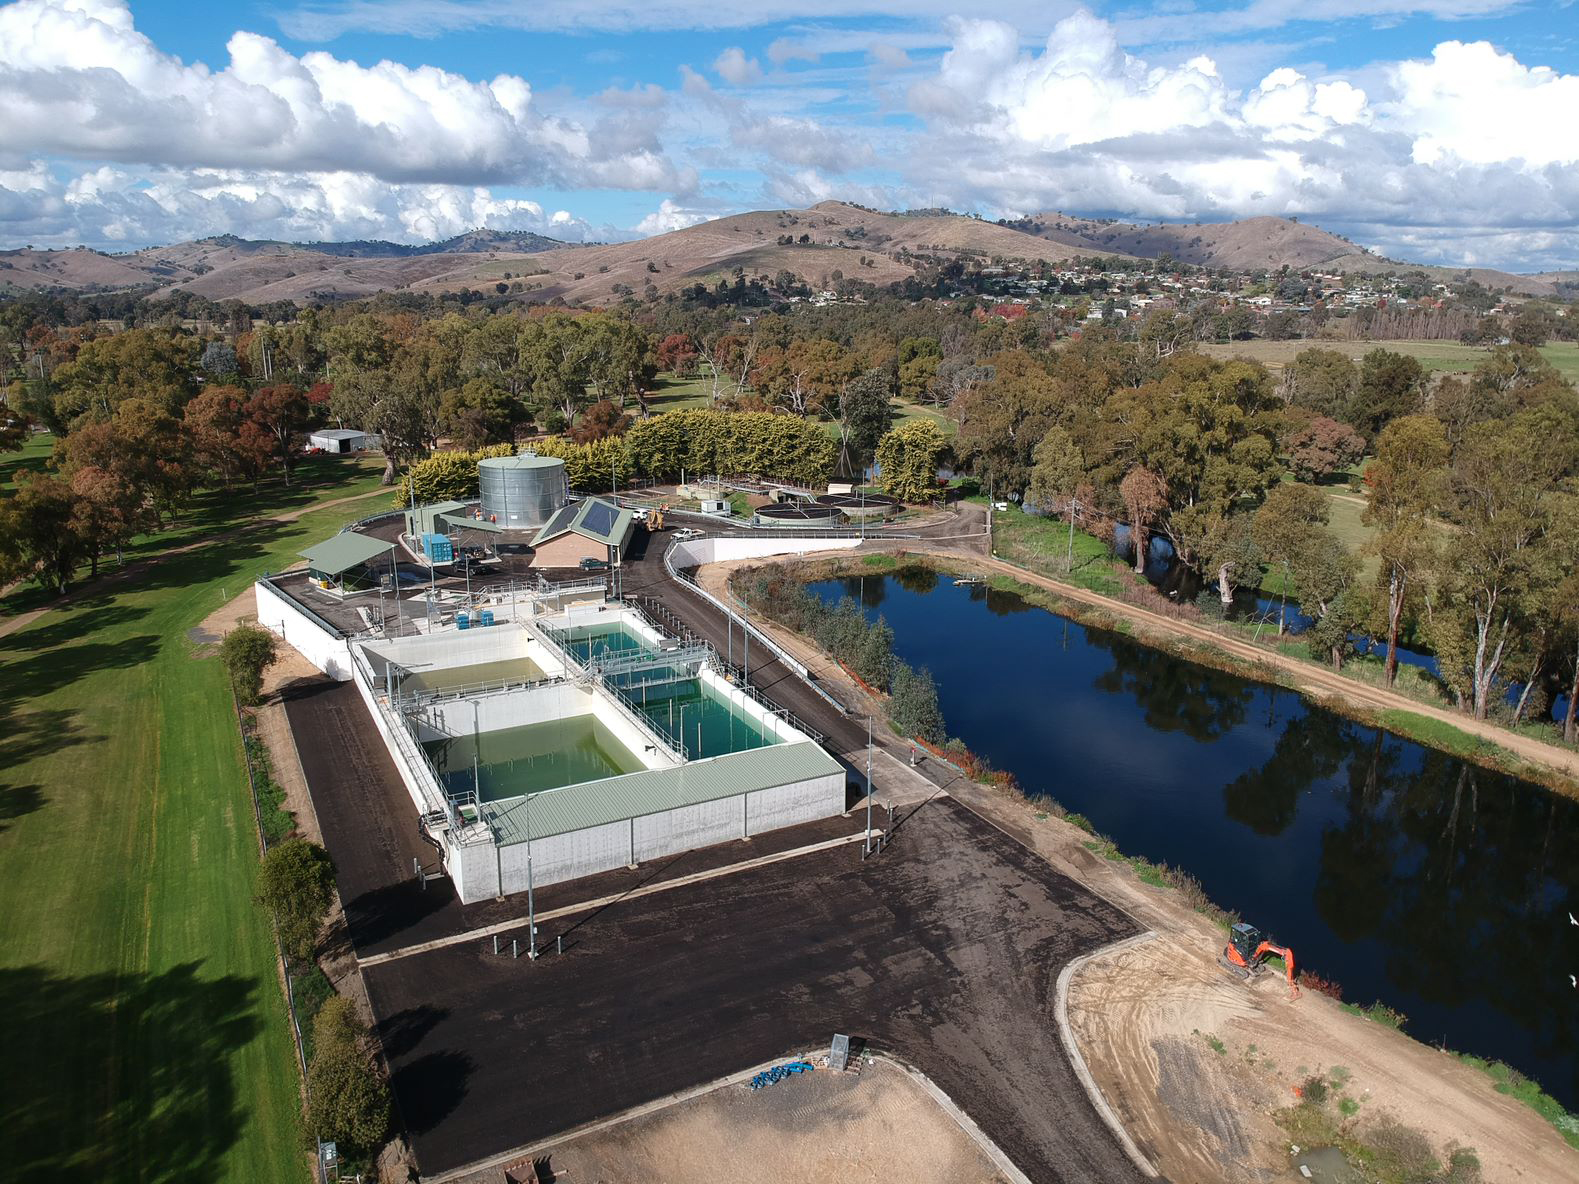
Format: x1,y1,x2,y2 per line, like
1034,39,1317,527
519,1058,1006,1184
1068,935,1578,1184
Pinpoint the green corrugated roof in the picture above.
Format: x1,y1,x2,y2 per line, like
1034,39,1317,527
481,741,843,845
441,513,508,534
299,531,395,576
531,497,634,549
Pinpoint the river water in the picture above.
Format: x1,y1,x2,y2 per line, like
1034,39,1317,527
810,568,1579,1109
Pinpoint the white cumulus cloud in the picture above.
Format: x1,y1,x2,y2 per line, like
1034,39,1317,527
713,47,764,86
901,8,1579,268
0,165,622,248
0,0,683,191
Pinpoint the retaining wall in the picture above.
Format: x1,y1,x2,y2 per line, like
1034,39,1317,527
255,577,353,680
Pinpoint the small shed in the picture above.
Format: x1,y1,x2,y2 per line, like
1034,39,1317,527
829,1033,850,1072
299,532,395,597
405,500,467,541
308,428,377,454
529,498,635,569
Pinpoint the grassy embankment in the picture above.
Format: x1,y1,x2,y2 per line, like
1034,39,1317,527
988,509,1578,789
0,460,386,1182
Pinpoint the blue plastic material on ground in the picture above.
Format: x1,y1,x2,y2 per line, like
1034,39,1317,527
747,1061,816,1089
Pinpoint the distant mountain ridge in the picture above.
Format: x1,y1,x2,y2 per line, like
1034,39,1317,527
198,227,577,258
0,203,1560,303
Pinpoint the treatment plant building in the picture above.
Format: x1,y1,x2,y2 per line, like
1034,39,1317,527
257,566,849,903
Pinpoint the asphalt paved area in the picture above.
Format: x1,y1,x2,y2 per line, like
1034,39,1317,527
363,794,1145,1183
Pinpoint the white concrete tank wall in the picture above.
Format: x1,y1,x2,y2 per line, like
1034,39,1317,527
633,795,743,862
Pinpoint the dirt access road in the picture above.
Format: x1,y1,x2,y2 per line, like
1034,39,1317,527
360,795,1145,1182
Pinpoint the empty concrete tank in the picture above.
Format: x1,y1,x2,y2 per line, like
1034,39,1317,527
479,454,568,529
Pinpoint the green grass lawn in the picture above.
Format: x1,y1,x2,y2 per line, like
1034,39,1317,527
891,398,958,440
989,506,1125,597
645,372,723,412
0,471,385,1183
0,430,55,492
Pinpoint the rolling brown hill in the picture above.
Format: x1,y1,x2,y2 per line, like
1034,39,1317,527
1010,212,1361,270
0,202,1559,303
493,201,1130,305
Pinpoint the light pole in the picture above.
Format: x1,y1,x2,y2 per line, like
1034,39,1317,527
524,787,538,959
864,715,873,857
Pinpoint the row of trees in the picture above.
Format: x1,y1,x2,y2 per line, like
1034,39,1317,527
393,410,949,508
990,336,1579,733
0,384,312,592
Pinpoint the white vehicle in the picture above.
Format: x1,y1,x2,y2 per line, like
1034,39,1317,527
672,527,703,541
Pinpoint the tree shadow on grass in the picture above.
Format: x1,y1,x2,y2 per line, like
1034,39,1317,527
0,634,162,704
0,603,152,654
0,963,262,1183
0,705,100,831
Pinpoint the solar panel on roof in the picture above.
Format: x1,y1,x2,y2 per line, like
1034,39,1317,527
542,503,579,537
579,500,619,537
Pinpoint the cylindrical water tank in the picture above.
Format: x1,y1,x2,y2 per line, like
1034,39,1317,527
479,454,568,529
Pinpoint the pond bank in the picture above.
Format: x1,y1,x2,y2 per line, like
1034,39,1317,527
704,553,1579,1183
773,547,1579,800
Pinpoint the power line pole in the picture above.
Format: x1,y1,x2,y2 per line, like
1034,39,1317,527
1065,496,1080,572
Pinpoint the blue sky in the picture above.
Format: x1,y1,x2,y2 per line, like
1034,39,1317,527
0,0,1576,269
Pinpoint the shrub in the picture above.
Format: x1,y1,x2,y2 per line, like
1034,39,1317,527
1298,969,1344,1001
306,996,391,1156
890,662,945,745
220,625,279,707
256,839,336,964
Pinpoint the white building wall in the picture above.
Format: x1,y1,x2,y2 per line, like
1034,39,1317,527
255,578,353,680
411,682,676,772
634,795,743,861
668,535,862,569
445,766,848,903
748,772,846,832
362,623,564,681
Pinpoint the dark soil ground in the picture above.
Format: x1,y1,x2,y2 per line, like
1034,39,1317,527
361,795,1143,1182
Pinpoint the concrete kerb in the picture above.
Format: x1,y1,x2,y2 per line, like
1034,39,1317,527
875,1052,1034,1184
1054,931,1162,1179
425,1048,1027,1184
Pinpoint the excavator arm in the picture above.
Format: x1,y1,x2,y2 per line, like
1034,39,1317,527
1255,941,1298,995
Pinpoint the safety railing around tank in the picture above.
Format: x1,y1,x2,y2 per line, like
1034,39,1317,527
257,572,349,639
526,616,691,764
350,643,453,818
390,672,568,711
705,658,825,745
623,593,825,743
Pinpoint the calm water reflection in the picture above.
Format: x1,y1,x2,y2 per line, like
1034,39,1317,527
811,569,1579,1108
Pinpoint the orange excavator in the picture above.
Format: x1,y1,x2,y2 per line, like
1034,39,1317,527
1221,922,1298,997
